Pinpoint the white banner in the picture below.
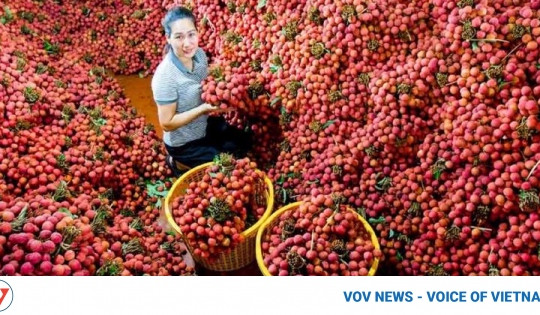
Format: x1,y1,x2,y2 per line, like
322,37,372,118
0,277,539,315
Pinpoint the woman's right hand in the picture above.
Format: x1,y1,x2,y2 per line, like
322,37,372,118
200,103,220,114
200,103,234,114
157,102,233,132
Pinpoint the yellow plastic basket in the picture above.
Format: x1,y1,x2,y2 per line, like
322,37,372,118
165,162,274,272
256,201,380,276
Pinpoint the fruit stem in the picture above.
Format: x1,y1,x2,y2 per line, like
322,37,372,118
203,15,216,31
323,209,339,229
122,238,144,256
96,260,123,276
445,79,459,86
470,226,492,232
468,38,510,43
331,135,339,146
526,160,540,181
310,231,315,252
519,189,540,212
501,43,523,62
11,205,28,232
55,226,81,256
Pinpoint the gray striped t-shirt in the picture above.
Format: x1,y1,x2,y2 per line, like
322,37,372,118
151,48,209,147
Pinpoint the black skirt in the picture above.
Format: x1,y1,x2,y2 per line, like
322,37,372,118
164,116,252,171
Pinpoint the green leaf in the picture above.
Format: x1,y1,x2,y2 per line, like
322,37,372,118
498,81,509,89
270,96,281,107
1,6,13,25
166,230,177,236
209,172,218,178
154,191,168,198
368,216,386,225
269,64,281,73
356,207,366,219
433,169,441,180
322,120,335,129
43,40,60,55
281,189,288,203
94,118,107,126
286,172,299,179
257,0,267,9
154,199,162,209
156,190,168,197
147,181,168,198
58,207,74,218
396,251,403,261
471,41,479,51
389,229,395,239
536,63,540,70
147,183,157,196
276,174,285,185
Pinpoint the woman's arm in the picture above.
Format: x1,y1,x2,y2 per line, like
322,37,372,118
157,102,219,132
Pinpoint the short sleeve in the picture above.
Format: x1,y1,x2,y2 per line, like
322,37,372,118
151,67,178,105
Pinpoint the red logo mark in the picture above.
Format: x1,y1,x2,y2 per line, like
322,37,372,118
0,288,9,306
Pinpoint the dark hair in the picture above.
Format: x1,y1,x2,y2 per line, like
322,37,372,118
162,6,196,55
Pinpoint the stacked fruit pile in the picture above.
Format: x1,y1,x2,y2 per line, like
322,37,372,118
0,6,194,275
2,0,540,275
198,0,540,276
259,194,381,276
171,154,267,260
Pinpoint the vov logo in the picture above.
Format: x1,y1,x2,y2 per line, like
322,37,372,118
0,280,13,312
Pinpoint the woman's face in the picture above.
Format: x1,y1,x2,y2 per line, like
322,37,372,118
167,18,199,60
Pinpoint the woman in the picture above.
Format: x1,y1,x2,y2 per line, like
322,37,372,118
152,6,251,176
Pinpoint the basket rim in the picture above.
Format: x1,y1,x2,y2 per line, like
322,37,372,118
255,201,380,276
164,162,275,240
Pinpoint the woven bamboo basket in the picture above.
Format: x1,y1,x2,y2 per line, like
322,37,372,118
256,201,380,276
165,162,274,272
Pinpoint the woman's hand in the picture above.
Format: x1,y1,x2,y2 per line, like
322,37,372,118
158,102,227,132
200,103,234,114
200,103,220,114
